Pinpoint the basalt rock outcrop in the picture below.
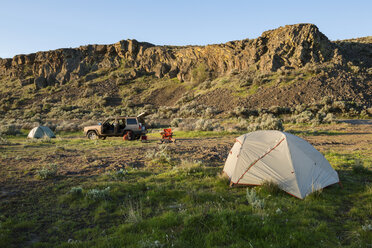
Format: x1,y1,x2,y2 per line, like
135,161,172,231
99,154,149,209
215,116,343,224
1,23,363,89
0,40,155,89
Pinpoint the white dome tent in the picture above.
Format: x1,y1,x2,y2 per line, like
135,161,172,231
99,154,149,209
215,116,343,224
223,130,340,199
27,126,56,139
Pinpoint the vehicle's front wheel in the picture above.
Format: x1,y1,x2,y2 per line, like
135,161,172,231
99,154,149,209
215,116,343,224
87,131,98,140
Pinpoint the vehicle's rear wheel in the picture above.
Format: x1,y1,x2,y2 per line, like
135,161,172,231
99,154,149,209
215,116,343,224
123,131,134,141
87,131,98,140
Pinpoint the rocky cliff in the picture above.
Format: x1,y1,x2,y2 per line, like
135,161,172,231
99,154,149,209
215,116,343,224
2,23,364,88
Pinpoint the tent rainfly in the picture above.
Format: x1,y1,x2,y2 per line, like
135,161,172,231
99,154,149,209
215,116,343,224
223,130,340,199
27,126,56,139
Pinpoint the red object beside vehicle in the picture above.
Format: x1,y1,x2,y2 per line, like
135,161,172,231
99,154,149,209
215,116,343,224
160,128,175,143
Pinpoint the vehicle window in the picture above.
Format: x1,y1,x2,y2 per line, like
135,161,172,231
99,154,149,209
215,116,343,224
104,119,114,125
126,118,137,125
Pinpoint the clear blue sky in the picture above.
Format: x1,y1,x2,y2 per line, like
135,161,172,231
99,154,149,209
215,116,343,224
0,0,371,58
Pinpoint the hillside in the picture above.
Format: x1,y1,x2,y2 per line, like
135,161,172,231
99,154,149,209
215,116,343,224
0,23,371,126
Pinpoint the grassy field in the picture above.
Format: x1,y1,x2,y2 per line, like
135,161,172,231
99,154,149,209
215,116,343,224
0,123,371,247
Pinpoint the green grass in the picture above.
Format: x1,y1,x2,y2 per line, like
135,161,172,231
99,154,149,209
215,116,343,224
7,163,369,247
0,131,371,247
6,130,158,149
324,151,372,171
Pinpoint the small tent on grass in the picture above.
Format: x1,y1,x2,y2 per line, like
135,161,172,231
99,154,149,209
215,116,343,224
223,130,339,199
27,126,56,139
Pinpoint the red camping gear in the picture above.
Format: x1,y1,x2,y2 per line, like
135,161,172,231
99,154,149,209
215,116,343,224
160,128,175,143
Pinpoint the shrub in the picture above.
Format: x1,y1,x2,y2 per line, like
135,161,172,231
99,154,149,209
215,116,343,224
86,187,110,201
323,113,337,124
318,104,332,115
126,201,143,224
154,106,176,119
367,107,372,116
175,159,204,177
360,110,369,119
361,223,372,232
246,188,265,210
178,159,203,169
204,107,218,118
294,104,308,114
69,186,83,196
320,96,333,105
145,118,162,128
37,163,59,179
0,124,21,135
107,169,128,181
175,122,193,131
229,107,258,118
289,107,337,124
177,119,223,131
170,118,182,127
146,145,173,166
230,107,244,118
332,101,347,113
0,135,10,145
55,121,80,132
178,102,213,118
194,119,214,131
246,114,284,132
291,110,314,124
138,240,163,248
268,106,290,115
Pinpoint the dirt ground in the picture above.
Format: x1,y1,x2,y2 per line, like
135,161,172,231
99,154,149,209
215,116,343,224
0,136,231,185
